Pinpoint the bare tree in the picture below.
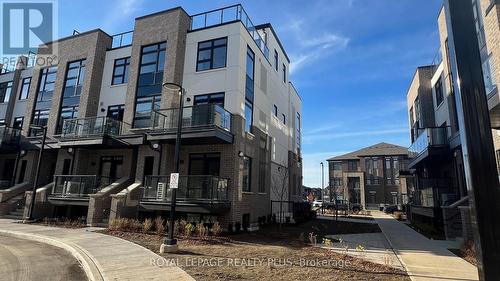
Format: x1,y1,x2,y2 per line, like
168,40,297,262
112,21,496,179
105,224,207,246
272,162,289,231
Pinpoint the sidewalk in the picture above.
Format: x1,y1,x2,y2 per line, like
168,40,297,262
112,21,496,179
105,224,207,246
0,219,194,281
372,212,479,281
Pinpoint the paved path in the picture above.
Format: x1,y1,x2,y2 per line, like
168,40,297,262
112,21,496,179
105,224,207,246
317,214,378,224
0,219,194,281
0,235,87,281
372,212,479,281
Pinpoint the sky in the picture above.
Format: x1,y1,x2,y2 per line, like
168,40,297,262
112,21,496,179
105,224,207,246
55,0,444,188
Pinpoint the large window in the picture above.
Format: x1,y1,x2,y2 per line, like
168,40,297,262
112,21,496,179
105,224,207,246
63,59,86,98
273,105,278,117
135,96,161,128
37,67,57,103
58,60,85,133
244,47,255,133
385,156,400,186
13,117,23,129
365,157,380,185
135,42,166,127
30,110,49,136
347,160,358,171
242,156,252,192
331,177,342,187
112,57,130,85
193,92,224,106
107,104,125,121
0,81,13,103
332,162,342,171
296,112,301,152
19,77,31,100
434,77,444,106
196,37,227,71
282,64,286,83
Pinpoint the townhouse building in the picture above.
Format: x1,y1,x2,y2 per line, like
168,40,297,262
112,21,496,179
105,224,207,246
0,4,302,230
327,143,411,210
406,0,500,240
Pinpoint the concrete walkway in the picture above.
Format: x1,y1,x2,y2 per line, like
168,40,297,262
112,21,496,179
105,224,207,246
317,214,378,224
0,219,194,281
372,212,479,281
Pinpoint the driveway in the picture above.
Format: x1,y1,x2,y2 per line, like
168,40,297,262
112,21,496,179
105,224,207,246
0,235,87,281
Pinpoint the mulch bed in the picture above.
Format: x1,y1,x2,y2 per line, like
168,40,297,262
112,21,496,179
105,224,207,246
100,219,409,281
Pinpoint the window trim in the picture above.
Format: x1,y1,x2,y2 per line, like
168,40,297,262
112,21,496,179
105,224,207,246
111,57,131,85
196,37,228,72
19,77,31,100
274,50,279,72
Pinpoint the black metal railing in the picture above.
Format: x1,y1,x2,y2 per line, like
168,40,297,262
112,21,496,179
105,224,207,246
409,127,450,157
61,116,128,138
190,4,270,60
150,104,232,132
51,175,113,198
111,31,133,48
141,175,229,203
0,125,21,145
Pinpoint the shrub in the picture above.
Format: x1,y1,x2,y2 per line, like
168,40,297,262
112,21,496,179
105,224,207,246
184,223,195,237
143,218,153,233
211,222,222,236
196,223,208,237
178,219,188,236
154,217,165,235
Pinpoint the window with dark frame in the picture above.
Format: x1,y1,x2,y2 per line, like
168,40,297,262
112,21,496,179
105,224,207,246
135,42,166,128
282,113,286,124
296,112,301,151
196,37,227,71
58,59,86,133
348,160,358,171
13,117,23,129
36,66,57,103
274,50,278,71
112,57,130,85
0,81,13,103
107,104,125,121
332,162,342,170
244,47,255,133
282,63,286,83
242,156,252,192
273,105,278,117
434,76,444,106
258,136,267,193
19,77,31,100
193,92,225,106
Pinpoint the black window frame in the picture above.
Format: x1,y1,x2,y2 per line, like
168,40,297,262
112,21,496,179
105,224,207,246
63,59,86,98
282,63,286,83
13,116,23,129
434,76,444,106
19,77,31,100
273,105,278,117
282,113,286,125
332,162,342,171
0,81,13,103
274,50,278,72
244,46,255,133
107,104,125,121
112,57,131,85
242,156,252,192
36,66,57,103
193,92,225,106
196,37,228,72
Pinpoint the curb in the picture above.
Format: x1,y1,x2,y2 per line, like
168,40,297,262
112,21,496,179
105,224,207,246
0,228,105,281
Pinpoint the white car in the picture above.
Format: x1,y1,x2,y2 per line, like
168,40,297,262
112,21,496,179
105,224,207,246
313,200,323,208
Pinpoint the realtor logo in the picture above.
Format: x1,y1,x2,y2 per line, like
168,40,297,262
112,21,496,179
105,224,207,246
1,0,56,55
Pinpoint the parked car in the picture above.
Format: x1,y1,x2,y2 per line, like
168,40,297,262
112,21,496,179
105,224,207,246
384,205,399,214
312,200,323,208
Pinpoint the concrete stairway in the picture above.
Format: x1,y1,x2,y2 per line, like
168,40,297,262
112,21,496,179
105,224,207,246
1,194,25,220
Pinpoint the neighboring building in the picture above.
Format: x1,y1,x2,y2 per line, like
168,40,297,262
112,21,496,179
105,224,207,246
0,4,302,230
327,143,410,210
406,0,500,240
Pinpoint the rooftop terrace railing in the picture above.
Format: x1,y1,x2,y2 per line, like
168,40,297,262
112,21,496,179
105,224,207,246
111,31,133,49
150,104,232,133
61,116,128,138
190,4,270,60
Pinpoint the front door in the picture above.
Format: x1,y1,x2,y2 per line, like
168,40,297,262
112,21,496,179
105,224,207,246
99,156,124,186
188,153,221,199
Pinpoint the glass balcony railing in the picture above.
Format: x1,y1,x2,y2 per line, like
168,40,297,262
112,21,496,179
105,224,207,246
111,31,133,49
141,175,229,203
408,127,450,157
0,125,21,146
61,116,127,138
412,178,459,207
51,175,112,198
150,104,231,132
190,4,270,60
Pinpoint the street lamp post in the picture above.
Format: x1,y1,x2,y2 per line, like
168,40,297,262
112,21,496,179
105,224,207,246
160,82,185,253
26,125,47,221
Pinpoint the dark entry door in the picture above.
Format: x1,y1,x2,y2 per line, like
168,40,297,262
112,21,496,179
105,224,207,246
188,153,220,199
99,156,124,186
143,156,155,184
17,160,27,184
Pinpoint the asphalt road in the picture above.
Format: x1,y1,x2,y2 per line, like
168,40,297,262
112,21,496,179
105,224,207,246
0,235,88,281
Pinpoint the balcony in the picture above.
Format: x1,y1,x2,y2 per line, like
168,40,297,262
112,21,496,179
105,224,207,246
190,4,270,60
59,116,130,147
49,175,112,205
139,175,230,214
147,104,233,144
0,125,21,150
408,127,450,168
409,178,459,218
